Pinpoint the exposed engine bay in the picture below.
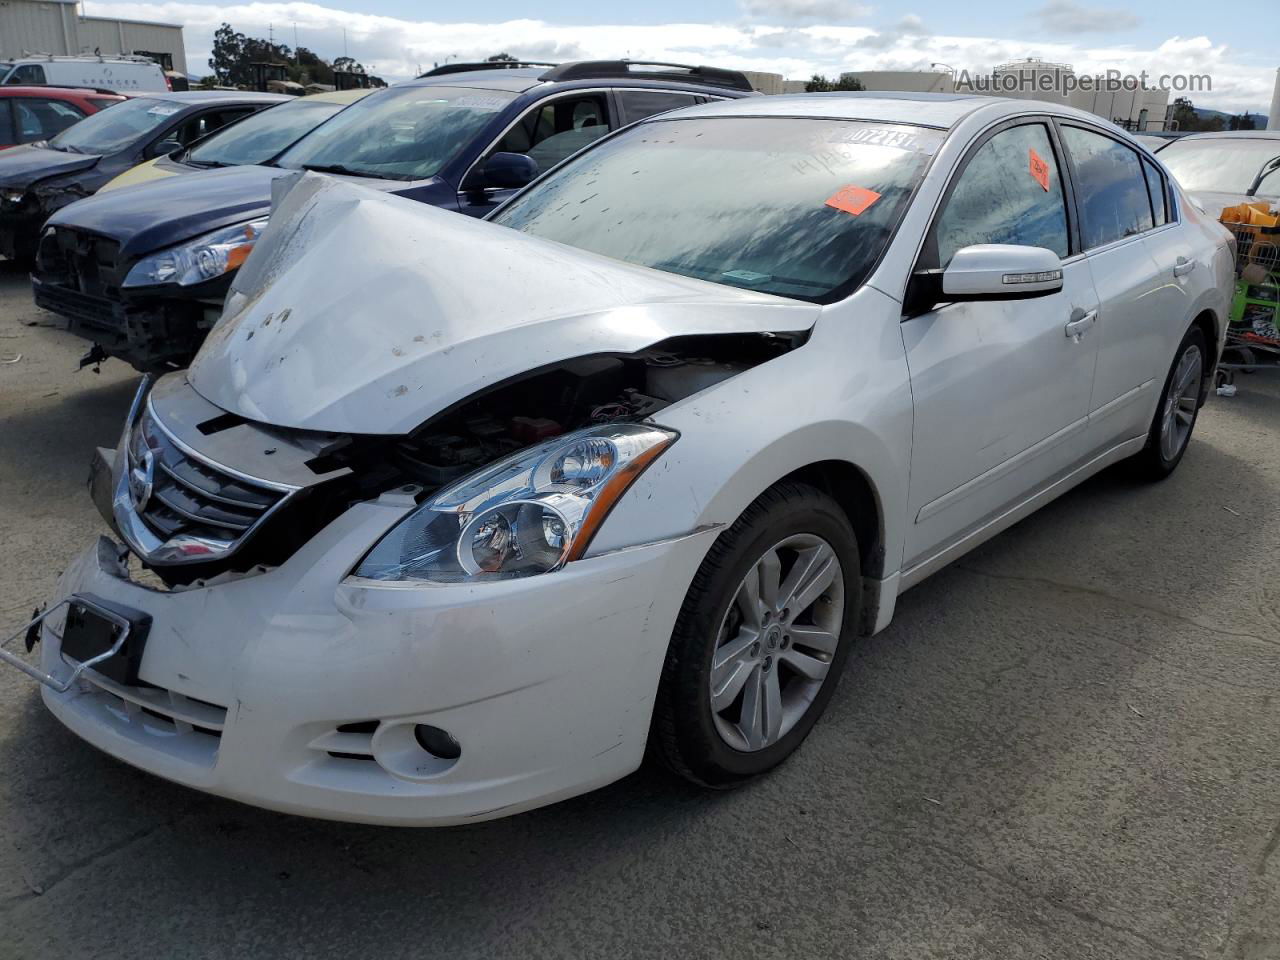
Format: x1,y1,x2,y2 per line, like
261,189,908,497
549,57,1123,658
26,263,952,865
118,333,802,587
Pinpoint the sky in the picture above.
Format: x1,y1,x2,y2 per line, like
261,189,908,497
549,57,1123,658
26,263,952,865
86,0,1279,114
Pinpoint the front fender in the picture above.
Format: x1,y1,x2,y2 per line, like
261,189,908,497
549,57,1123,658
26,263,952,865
590,287,914,582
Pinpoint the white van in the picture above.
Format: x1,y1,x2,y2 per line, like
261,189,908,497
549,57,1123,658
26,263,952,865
0,55,168,93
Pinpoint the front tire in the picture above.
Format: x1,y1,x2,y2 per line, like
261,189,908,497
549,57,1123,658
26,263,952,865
1130,325,1207,481
651,482,861,788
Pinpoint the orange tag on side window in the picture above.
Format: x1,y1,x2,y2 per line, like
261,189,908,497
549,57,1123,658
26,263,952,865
1029,149,1051,191
825,185,881,216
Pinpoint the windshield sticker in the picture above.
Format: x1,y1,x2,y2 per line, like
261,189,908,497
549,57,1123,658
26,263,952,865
146,103,182,117
825,185,881,216
1029,148,1051,191
449,96,511,110
828,127,923,151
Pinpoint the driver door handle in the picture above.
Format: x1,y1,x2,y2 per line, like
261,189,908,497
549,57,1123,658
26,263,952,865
1065,308,1098,340
1173,256,1196,277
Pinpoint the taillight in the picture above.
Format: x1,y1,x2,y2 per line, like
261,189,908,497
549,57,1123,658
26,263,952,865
164,74,173,91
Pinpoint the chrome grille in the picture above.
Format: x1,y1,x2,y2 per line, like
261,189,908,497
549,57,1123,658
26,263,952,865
120,403,293,562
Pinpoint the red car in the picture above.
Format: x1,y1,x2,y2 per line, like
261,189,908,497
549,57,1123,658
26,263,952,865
0,87,126,151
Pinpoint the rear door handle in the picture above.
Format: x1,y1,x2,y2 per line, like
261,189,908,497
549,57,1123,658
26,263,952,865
1065,309,1097,340
1173,256,1196,277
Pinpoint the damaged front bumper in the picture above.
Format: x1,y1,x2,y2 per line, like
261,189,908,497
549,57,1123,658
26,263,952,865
31,274,222,372
10,501,714,825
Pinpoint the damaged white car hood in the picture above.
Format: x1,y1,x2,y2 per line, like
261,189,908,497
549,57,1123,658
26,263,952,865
189,174,821,435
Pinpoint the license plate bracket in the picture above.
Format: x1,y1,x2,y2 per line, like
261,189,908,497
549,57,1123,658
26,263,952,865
60,594,151,686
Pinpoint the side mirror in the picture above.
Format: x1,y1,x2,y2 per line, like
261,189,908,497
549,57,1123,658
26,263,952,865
148,138,182,159
941,244,1064,300
480,151,538,190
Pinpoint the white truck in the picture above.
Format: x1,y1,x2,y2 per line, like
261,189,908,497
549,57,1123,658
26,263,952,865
0,55,168,92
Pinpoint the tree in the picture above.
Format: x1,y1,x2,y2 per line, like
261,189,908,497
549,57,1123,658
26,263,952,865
1229,113,1257,131
487,52,517,62
207,23,293,86
805,73,865,92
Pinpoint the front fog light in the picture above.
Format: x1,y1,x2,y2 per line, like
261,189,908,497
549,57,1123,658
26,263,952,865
355,423,676,583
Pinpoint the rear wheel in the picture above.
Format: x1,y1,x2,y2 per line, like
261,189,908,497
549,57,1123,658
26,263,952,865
1129,326,1207,481
651,482,861,787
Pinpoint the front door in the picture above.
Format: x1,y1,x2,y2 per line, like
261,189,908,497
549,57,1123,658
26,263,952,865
900,119,1101,568
457,92,612,217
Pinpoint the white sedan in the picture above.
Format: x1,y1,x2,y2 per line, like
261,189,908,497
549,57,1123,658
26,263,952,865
6,94,1233,825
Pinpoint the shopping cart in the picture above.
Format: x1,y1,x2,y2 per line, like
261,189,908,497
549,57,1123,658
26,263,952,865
1216,206,1280,389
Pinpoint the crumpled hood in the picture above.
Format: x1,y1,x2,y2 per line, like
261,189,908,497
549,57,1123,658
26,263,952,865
189,173,820,435
0,144,99,190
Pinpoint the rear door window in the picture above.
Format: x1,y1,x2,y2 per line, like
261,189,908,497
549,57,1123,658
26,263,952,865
1060,125,1154,248
616,90,698,125
0,102,14,143
931,122,1070,268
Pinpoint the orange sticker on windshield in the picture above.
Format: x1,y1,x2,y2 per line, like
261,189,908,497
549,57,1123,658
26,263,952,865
825,185,881,216
1029,148,1051,191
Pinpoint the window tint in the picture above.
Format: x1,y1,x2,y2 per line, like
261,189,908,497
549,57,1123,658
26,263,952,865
8,64,46,85
0,103,14,143
490,95,610,176
494,117,944,302
13,97,85,142
1141,157,1167,227
616,90,698,125
1061,126,1153,248
88,97,121,111
932,123,1069,268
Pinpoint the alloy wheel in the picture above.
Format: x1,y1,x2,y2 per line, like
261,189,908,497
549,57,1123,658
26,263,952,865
1159,343,1202,462
709,533,845,752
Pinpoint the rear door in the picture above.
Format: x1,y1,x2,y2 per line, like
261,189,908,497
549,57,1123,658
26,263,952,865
1057,124,1172,449
901,118,1101,568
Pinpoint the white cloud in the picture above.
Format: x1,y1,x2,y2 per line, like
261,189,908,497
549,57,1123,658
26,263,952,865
738,0,873,22
1035,0,1140,34
896,14,929,35
87,3,1275,112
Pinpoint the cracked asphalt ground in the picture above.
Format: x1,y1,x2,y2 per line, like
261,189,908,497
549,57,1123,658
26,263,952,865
2,258,1279,960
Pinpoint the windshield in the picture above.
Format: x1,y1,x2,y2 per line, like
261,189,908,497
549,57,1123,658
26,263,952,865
48,96,181,155
187,98,343,167
492,117,944,302
1159,137,1280,196
278,85,516,181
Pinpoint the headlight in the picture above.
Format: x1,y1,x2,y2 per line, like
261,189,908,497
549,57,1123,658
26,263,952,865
123,217,268,288
355,423,677,583
0,189,25,209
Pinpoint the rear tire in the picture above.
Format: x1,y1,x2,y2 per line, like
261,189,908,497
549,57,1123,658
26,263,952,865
651,482,861,788
1129,325,1207,481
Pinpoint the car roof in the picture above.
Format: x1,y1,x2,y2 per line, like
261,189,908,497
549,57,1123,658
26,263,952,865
406,69,549,93
306,89,374,105
646,92,1147,131
0,86,125,98
137,91,291,105
1169,129,1280,142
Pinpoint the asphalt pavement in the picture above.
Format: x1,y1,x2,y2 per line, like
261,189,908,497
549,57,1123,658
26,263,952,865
1,259,1278,960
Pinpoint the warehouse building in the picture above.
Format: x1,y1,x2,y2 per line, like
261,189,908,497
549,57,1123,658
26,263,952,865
0,0,187,74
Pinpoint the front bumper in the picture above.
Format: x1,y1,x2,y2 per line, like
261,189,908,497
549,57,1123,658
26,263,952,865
31,501,714,826
31,274,220,372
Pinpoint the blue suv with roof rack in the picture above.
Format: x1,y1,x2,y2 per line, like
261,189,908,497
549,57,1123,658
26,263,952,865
31,60,756,371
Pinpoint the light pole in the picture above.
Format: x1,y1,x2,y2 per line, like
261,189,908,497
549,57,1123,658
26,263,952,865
930,61,956,92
